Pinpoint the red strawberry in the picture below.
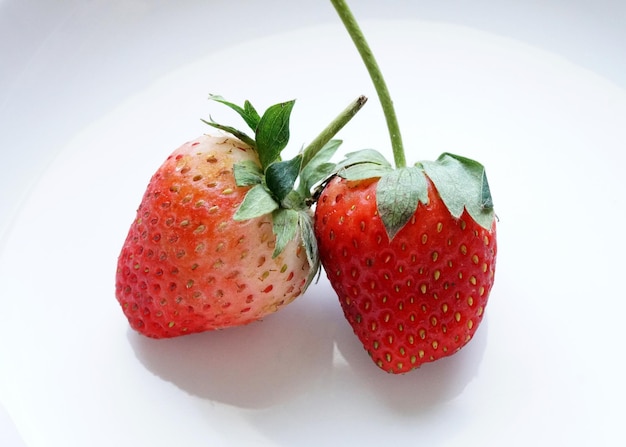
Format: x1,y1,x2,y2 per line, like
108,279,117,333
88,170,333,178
116,96,367,338
315,169,497,373
313,0,498,373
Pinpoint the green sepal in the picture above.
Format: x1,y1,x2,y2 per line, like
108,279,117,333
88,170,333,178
297,210,320,287
209,94,261,130
340,163,392,181
376,167,429,239
335,148,392,180
419,153,495,229
233,160,263,187
201,119,256,148
256,100,296,170
270,208,320,288
265,155,303,203
271,208,299,259
233,184,279,221
298,139,343,196
209,95,261,131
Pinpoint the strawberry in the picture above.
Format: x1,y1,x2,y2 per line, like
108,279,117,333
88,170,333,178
116,95,367,338
313,0,498,373
314,158,497,373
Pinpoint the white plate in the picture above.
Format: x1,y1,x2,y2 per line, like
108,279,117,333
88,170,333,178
2,2,626,446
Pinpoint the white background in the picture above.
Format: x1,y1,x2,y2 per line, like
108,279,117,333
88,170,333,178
2,1,626,446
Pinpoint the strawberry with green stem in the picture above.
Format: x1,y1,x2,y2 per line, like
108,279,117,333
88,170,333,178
116,95,367,338
313,0,497,373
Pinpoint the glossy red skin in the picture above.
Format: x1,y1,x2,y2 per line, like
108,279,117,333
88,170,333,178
314,176,497,373
116,135,309,338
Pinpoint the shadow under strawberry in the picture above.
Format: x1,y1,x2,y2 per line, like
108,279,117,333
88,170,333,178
127,291,339,409
334,313,489,414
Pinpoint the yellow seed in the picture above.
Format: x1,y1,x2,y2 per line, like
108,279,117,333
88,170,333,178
437,222,443,233
421,234,428,244
472,254,479,264
467,319,474,330
433,270,441,281
420,284,427,294
479,286,485,296
477,306,484,316
470,276,477,285
455,312,461,322
418,350,425,358
432,340,439,350
468,296,474,306
431,316,438,326
441,303,448,313
432,251,439,262
460,245,468,255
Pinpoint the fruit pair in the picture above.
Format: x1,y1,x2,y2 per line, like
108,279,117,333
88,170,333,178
115,0,498,374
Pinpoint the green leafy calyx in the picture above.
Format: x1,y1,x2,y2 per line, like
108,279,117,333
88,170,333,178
203,95,367,282
334,149,495,239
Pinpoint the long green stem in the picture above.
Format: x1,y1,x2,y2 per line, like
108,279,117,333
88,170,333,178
301,95,368,168
330,0,406,168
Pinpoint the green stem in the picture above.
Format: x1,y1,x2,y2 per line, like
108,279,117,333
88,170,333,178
330,0,406,169
301,95,368,168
